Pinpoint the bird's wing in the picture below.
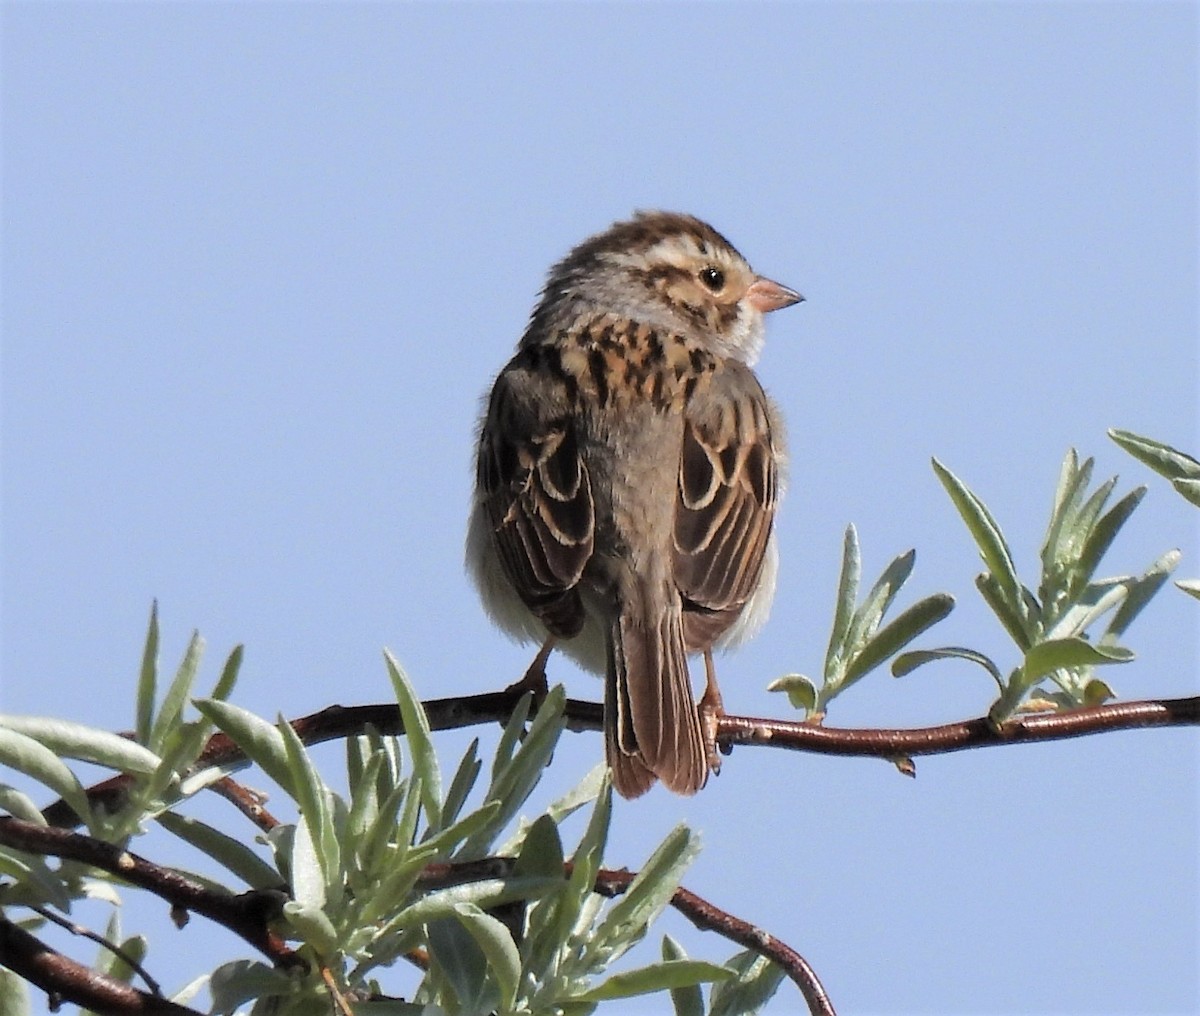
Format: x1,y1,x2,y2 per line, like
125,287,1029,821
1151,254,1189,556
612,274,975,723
673,363,780,646
476,352,595,637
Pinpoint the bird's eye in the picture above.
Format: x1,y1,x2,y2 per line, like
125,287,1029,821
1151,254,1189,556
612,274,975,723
699,266,725,292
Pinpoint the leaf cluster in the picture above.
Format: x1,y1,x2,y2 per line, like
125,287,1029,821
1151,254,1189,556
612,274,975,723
773,433,1191,724
1,614,781,1016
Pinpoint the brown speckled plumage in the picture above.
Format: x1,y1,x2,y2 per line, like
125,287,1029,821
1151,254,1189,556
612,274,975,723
468,211,802,798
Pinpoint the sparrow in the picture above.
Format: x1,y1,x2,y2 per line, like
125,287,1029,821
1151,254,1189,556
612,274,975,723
467,211,801,798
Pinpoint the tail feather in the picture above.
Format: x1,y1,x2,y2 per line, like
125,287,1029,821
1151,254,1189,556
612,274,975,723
605,594,708,798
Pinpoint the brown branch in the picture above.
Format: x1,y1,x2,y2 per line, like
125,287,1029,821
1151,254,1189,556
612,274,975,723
717,693,1200,763
208,776,280,833
0,818,301,972
0,915,201,1016
41,689,1199,829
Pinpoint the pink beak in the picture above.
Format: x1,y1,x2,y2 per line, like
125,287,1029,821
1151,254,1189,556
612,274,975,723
746,276,804,313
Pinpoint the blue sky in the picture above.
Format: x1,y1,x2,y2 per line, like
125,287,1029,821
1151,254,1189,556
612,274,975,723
3,3,1197,1014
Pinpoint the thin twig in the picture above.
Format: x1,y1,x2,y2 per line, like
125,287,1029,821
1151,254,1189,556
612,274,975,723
209,775,280,832
27,903,163,997
0,915,201,1016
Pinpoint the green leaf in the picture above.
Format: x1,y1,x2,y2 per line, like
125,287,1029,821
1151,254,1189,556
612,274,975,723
554,777,612,957
459,685,567,861
891,645,1003,687
1104,550,1182,642
975,573,1035,651
347,749,385,844
0,716,160,775
570,959,732,1001
842,593,955,685
453,902,522,1011
384,650,441,829
662,936,704,1016
1176,578,1200,601
843,548,916,662
210,644,243,702
1109,429,1200,482
491,692,533,781
135,601,159,746
427,916,492,1014
421,800,503,859
207,959,294,1012
442,738,482,830
1074,486,1146,589
278,716,338,883
194,699,292,793
289,813,326,910
516,814,565,880
1042,449,1087,572
149,631,204,753
824,525,861,681
1044,579,1130,640
588,824,698,964
155,811,280,889
1022,637,1133,683
387,876,560,933
766,674,817,713
708,950,786,1016
358,778,413,880
933,458,1023,607
0,785,46,825
1172,477,1200,506
0,727,93,830
283,897,339,955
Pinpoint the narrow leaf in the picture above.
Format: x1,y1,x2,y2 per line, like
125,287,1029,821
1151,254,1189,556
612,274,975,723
892,646,1003,686
278,716,337,881
933,458,1023,605
135,602,159,746
0,727,93,830
844,549,917,661
842,593,954,685
1022,637,1133,683
282,899,338,956
571,960,732,1001
1109,429,1200,482
210,644,243,702
0,717,160,775
825,525,862,680
384,650,441,828
976,573,1034,650
708,950,786,1016
662,935,704,1016
1172,477,1200,506
1104,550,1182,641
1176,578,1200,600
149,631,204,753
1075,486,1146,587
453,903,521,1011
194,699,292,793
589,824,698,960
156,811,280,889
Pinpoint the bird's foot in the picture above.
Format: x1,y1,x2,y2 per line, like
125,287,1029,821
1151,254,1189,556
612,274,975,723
505,638,555,701
699,651,727,776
